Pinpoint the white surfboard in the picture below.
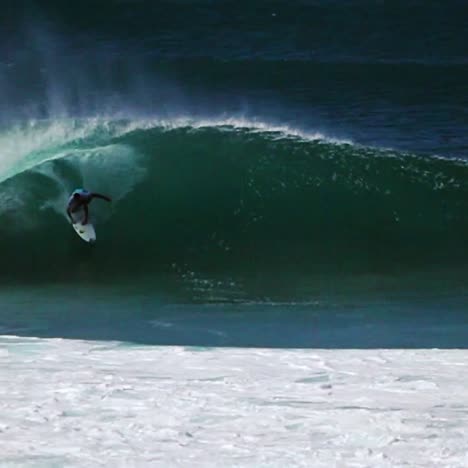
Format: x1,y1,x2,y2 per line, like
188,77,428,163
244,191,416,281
72,221,96,243
70,208,96,243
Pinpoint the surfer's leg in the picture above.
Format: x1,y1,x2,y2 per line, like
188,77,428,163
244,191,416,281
82,205,89,225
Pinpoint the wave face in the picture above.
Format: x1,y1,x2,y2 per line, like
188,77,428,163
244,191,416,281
0,2,467,286
1,117,468,282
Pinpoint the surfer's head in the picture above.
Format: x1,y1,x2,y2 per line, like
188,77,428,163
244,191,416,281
73,193,81,200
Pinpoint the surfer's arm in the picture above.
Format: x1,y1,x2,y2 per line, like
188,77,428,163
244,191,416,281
66,207,73,223
91,193,112,202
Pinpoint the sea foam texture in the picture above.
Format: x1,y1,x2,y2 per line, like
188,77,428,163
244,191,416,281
1,336,467,467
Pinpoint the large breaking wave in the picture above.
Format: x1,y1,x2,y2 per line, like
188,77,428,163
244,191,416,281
1,116,468,283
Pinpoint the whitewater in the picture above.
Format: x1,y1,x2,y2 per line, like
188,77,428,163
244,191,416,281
1,337,467,467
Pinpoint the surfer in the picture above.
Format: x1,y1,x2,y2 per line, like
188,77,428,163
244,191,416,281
66,188,112,225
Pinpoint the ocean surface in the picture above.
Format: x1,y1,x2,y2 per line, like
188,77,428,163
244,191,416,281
1,2,468,465
0,0,467,347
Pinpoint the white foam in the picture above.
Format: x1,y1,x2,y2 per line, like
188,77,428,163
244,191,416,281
147,114,353,145
0,336,467,467
0,119,99,183
0,118,151,184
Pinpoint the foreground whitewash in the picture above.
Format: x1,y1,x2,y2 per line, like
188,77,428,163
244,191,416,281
0,337,467,467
